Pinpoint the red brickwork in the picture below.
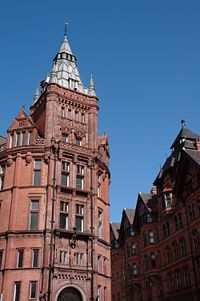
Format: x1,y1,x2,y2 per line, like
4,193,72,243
0,38,111,300
111,126,200,301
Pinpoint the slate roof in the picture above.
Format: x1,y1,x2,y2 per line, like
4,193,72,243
155,126,200,183
124,208,135,224
139,193,157,212
184,149,200,167
110,223,120,240
171,127,200,149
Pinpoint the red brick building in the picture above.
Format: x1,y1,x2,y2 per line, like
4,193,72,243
111,122,200,301
0,30,111,301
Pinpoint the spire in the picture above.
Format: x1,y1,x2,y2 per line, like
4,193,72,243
48,25,85,93
32,85,40,105
88,74,97,97
59,22,72,54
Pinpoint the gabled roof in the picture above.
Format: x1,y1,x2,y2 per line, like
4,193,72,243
124,208,135,224
118,208,135,241
110,222,120,240
171,126,200,149
155,125,200,183
139,193,157,212
7,107,36,132
133,192,157,229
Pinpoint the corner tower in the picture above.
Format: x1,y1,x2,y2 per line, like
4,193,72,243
0,29,111,301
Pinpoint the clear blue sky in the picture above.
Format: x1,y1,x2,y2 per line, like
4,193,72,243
1,0,200,222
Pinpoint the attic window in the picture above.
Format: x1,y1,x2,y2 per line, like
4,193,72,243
146,214,152,223
130,228,135,236
162,192,172,209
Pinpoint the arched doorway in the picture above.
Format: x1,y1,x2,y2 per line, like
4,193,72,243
57,287,83,301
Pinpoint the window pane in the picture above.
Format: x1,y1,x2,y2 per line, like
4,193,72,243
30,282,37,298
61,174,69,186
32,249,39,267
0,250,2,269
60,201,68,212
34,160,41,169
60,213,68,229
62,133,68,142
28,132,32,145
76,176,83,189
67,109,71,119
30,212,38,230
31,201,39,210
75,137,81,146
75,111,78,121
14,282,21,301
22,132,26,145
17,250,24,268
16,133,21,147
76,216,83,232
33,171,41,186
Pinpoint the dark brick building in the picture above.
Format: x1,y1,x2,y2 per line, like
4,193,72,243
0,30,111,301
111,122,200,301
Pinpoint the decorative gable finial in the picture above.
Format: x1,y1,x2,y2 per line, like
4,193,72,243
181,119,186,129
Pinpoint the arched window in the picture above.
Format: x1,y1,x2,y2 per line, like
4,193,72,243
191,229,200,250
165,245,171,263
150,253,156,268
57,287,83,301
179,237,187,256
175,269,182,289
172,241,179,259
132,263,138,276
183,266,191,288
148,230,155,244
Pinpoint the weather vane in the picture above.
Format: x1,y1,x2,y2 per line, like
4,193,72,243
64,22,69,36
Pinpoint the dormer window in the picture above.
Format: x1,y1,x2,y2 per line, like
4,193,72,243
146,214,153,223
162,192,172,208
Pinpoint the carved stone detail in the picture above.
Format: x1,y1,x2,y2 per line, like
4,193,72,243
60,142,92,156
7,155,13,166
25,152,33,164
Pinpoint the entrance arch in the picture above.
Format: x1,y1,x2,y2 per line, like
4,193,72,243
57,287,83,301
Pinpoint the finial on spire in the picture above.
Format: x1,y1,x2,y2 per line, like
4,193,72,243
89,73,94,87
64,22,68,37
32,84,40,105
181,119,186,129
88,73,97,97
